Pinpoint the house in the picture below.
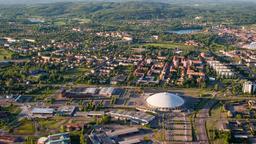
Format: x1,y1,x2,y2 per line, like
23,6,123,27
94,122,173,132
65,124,82,132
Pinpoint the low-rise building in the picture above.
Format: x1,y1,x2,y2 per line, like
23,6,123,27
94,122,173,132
99,87,115,97
31,108,55,118
89,127,145,144
65,123,82,132
57,106,77,116
107,110,155,125
38,132,71,144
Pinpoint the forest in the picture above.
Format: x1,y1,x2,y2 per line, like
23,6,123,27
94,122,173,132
0,1,256,25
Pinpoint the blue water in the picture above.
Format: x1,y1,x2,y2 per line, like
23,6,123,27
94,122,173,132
167,29,201,34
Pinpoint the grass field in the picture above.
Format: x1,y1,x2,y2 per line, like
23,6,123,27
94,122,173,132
39,118,68,129
0,48,13,60
72,18,91,24
14,118,70,136
54,20,66,26
206,102,229,144
14,119,35,135
143,42,195,50
54,18,91,26
143,87,212,98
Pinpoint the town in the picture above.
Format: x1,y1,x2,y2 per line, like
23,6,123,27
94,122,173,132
0,0,256,144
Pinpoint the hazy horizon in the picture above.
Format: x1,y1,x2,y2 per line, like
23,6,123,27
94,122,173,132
0,0,255,5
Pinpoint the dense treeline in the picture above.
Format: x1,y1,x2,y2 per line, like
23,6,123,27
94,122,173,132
0,1,256,25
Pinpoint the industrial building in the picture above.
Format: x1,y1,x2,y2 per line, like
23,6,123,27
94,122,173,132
61,87,123,99
57,106,77,116
99,87,116,97
107,110,155,125
31,108,55,118
89,127,144,144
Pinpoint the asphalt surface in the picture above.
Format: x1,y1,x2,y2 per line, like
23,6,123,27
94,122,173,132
195,101,216,144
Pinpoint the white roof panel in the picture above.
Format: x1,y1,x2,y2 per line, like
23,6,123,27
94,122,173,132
146,92,184,109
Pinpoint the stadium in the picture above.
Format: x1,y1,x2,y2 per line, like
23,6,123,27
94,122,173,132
146,92,185,111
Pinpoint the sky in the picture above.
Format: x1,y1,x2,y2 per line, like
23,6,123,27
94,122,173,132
0,0,255,5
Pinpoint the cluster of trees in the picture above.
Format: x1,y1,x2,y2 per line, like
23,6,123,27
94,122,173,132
210,130,230,144
0,62,67,94
79,100,104,112
0,105,19,131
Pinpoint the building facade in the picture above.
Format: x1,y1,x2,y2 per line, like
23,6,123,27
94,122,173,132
243,81,256,94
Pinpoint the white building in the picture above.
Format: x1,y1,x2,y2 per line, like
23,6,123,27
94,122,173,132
84,87,98,94
99,87,115,97
146,92,184,111
31,108,55,118
107,110,155,125
207,60,236,79
243,81,256,94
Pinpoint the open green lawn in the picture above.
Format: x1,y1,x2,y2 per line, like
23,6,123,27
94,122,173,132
72,18,91,24
14,120,35,135
53,18,91,26
143,42,195,50
143,87,212,98
207,102,229,144
54,20,66,26
0,48,13,60
38,118,68,130
14,118,69,136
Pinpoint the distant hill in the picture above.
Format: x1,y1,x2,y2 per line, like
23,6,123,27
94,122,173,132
0,0,255,25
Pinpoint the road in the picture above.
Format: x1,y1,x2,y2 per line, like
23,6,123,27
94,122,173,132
195,100,216,144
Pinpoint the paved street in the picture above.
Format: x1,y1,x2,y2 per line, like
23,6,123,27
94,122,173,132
195,101,216,144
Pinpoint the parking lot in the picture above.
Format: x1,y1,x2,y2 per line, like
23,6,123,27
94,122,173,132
161,112,193,142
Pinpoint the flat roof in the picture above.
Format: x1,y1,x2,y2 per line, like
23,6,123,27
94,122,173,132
99,87,115,95
108,110,155,123
106,127,139,138
32,108,54,114
87,111,105,116
118,138,141,144
85,87,98,94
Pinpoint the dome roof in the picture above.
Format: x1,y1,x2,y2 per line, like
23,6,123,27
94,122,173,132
146,92,184,109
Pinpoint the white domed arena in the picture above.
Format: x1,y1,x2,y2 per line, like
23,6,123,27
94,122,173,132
146,92,184,111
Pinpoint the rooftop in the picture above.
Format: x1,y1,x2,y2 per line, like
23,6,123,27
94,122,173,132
32,108,55,114
146,92,184,109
